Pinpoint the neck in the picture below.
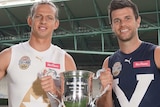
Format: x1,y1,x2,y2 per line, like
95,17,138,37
29,37,51,52
119,39,142,54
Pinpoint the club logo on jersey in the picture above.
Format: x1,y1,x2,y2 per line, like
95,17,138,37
112,62,122,77
133,60,151,68
19,56,31,70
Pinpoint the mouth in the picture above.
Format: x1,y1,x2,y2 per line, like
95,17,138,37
120,29,129,33
39,26,47,31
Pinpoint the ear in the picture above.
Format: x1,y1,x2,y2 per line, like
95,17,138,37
27,16,32,27
53,19,59,30
137,16,141,28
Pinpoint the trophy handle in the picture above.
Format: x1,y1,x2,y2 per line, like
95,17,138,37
90,69,110,107
48,92,63,107
39,70,64,107
47,74,64,107
92,69,105,79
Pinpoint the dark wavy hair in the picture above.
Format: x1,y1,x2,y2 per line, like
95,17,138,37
108,0,139,24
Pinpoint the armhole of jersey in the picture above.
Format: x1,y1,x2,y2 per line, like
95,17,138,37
63,51,66,71
108,56,111,68
52,45,66,73
7,46,15,73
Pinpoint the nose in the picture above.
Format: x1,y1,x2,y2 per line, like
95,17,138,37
120,19,126,26
40,16,47,24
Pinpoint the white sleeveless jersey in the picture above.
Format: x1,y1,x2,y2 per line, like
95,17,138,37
7,41,66,107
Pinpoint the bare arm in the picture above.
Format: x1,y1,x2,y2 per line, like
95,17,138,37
96,57,113,107
155,46,160,69
64,53,77,71
0,48,11,80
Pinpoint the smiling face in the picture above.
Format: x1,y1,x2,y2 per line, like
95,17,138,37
27,4,59,39
111,7,141,42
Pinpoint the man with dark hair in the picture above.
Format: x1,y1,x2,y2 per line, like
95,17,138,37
97,0,160,107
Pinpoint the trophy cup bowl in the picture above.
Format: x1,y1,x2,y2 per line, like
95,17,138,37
47,70,110,107
62,70,93,107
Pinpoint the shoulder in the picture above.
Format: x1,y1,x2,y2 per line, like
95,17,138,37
142,42,156,50
0,47,11,58
154,46,160,69
65,52,73,59
10,42,28,50
102,56,110,69
0,47,12,76
64,52,77,71
51,44,66,53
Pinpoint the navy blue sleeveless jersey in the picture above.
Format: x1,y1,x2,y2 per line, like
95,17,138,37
108,42,160,107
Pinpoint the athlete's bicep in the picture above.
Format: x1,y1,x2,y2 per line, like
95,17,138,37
102,56,109,69
154,46,160,69
64,53,77,71
0,48,11,79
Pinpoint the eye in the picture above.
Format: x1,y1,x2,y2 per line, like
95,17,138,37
46,16,54,21
34,15,42,19
125,16,131,21
113,18,121,24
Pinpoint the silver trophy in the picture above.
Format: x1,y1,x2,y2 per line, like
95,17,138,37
48,69,110,107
